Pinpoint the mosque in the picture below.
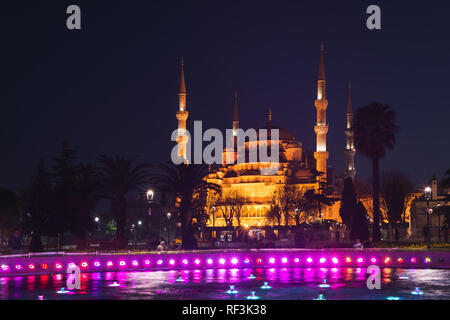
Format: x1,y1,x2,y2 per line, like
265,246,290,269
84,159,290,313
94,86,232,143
174,44,356,228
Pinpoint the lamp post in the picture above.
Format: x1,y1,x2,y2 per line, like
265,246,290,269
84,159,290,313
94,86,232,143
146,189,154,249
424,186,432,249
437,203,442,242
211,206,216,239
167,212,171,244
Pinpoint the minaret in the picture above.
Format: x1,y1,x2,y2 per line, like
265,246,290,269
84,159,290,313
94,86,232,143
314,42,329,181
176,58,189,163
344,82,356,180
232,90,239,136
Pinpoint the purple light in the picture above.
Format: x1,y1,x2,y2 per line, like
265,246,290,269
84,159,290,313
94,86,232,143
357,258,364,263
269,258,275,264
182,259,188,265
29,264,35,270
15,265,22,270
194,259,201,265
132,260,139,266
1,264,9,271
319,257,326,264
157,259,163,265
219,258,225,265
294,258,300,263
371,258,377,263
306,257,313,264
144,260,151,265
231,258,238,265
119,261,126,266
169,259,175,265
207,259,213,265
107,261,113,267
332,257,339,264
244,258,250,264
94,261,101,267
281,257,288,264
55,263,62,269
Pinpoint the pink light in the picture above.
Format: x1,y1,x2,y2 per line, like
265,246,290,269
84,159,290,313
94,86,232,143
42,264,48,269
384,257,391,264
94,261,101,267
319,257,326,264
132,260,139,266
81,262,88,268
207,259,213,265
231,258,238,265
332,257,339,264
55,263,62,269
294,258,300,263
107,261,113,267
371,258,377,263
15,265,22,270
144,260,151,265
119,261,126,266
257,258,262,264
194,259,201,265
345,257,352,263
281,257,288,264
357,257,364,263
410,257,417,263
244,258,250,264
1,264,9,271
29,264,35,270
182,259,188,265
269,258,275,264
169,259,175,265
219,258,225,265
306,257,313,263
397,258,404,263
157,259,163,265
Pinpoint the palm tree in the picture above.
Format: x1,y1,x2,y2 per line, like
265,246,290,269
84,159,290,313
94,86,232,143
149,162,221,250
353,102,398,242
98,155,150,248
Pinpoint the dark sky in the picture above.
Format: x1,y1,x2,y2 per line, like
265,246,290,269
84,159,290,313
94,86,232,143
1,0,449,193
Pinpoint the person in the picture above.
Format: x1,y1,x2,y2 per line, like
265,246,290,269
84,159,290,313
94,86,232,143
156,240,167,252
364,237,376,248
353,238,363,249
10,230,23,254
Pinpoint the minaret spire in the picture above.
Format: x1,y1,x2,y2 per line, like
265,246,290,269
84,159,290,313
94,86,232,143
314,42,329,182
176,58,189,163
344,81,356,179
232,90,239,136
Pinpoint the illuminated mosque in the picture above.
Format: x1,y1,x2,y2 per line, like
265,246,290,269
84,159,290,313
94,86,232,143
174,44,356,228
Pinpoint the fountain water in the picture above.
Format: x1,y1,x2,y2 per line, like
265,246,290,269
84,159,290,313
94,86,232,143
246,291,260,300
411,287,424,295
318,279,330,288
260,282,272,289
226,285,238,294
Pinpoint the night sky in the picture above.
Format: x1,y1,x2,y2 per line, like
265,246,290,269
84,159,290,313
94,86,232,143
1,0,449,193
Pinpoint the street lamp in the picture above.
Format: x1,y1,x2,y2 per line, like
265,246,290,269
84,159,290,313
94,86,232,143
94,217,99,223
146,190,154,202
166,212,171,244
424,186,432,248
437,203,442,242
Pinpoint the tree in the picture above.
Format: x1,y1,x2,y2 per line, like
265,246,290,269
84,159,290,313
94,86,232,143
381,170,414,238
21,159,54,252
149,162,221,250
350,202,370,241
353,102,398,242
339,177,357,228
0,188,20,237
266,202,282,227
99,155,150,248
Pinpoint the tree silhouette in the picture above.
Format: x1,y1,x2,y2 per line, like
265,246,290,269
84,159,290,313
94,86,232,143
353,102,398,242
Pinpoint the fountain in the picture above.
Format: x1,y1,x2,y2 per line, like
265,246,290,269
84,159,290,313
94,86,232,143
313,293,327,300
246,291,260,300
248,274,256,279
260,282,272,289
318,279,330,288
56,287,69,294
37,295,45,300
176,276,184,282
386,296,401,300
398,274,409,280
411,287,424,295
108,281,120,287
226,285,238,294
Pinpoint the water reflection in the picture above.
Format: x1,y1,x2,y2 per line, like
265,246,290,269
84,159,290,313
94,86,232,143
0,267,449,300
